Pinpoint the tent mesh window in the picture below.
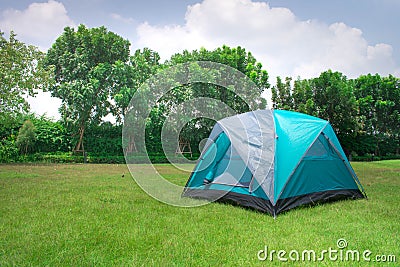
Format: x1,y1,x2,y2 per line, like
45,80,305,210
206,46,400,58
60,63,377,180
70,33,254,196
305,135,329,158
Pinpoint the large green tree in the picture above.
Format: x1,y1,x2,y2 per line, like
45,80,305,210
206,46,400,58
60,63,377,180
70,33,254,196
144,45,270,153
44,25,130,152
0,31,53,129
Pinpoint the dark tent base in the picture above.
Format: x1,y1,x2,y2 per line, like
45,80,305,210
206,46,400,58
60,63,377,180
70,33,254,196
182,188,365,217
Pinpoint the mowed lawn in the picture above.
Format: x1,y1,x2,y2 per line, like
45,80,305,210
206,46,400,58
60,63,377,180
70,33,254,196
0,161,399,266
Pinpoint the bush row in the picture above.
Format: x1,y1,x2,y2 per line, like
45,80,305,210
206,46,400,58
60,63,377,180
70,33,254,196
7,152,201,164
352,154,400,162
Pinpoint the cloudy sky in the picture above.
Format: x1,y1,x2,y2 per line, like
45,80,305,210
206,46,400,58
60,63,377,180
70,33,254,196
1,0,399,119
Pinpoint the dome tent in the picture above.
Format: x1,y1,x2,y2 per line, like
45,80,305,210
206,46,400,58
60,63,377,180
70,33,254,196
182,109,366,216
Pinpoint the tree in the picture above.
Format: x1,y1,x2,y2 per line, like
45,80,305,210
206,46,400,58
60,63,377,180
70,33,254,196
168,45,269,95
148,45,270,153
44,25,130,152
16,120,36,155
354,74,381,135
311,70,359,136
381,75,400,154
377,75,400,138
0,31,53,129
271,76,293,110
110,48,161,122
354,74,400,155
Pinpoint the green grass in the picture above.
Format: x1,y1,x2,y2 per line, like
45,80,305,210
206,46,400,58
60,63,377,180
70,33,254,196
0,161,399,266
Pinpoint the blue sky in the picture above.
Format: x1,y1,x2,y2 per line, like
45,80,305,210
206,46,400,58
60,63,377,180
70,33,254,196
1,0,399,119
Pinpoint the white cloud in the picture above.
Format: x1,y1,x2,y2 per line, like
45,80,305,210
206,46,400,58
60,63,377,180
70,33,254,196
136,0,400,80
0,0,75,51
110,13,135,24
137,21,213,60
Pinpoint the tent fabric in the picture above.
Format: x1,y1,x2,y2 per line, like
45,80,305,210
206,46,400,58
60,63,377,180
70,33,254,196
217,110,275,200
183,109,366,216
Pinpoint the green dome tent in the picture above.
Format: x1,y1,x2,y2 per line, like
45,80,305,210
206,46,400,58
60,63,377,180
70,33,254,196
183,109,366,216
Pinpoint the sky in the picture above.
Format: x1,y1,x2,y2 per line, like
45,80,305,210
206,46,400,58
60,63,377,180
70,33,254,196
1,0,399,120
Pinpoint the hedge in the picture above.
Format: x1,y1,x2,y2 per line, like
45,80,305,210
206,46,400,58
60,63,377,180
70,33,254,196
8,152,201,164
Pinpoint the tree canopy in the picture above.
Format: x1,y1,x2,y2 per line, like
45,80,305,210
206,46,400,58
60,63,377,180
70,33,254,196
0,31,53,129
143,46,270,154
109,48,161,122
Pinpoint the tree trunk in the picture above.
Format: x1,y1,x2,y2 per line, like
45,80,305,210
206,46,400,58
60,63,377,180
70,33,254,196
74,124,85,152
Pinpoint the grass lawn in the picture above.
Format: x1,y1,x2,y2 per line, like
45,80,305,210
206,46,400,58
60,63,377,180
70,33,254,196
0,161,399,266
